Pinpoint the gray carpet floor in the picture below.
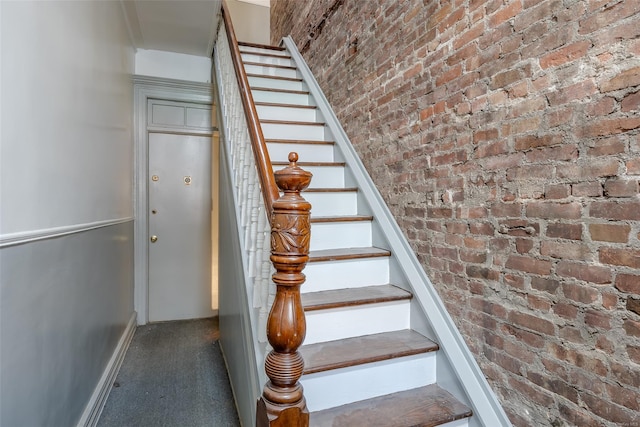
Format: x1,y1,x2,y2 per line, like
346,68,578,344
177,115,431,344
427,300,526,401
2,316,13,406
97,317,240,427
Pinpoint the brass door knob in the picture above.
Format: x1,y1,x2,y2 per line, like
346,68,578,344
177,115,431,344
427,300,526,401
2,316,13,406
150,235,158,243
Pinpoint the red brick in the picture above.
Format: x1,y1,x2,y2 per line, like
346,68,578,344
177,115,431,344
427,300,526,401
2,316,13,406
600,66,640,92
546,223,582,240
589,223,630,243
571,182,603,197
615,274,640,294
508,311,555,335
627,158,640,175
436,64,462,87
627,297,640,315
558,159,619,179
501,116,542,135
531,277,560,294
514,134,563,150
602,291,618,309
622,90,640,112
604,179,639,197
584,309,611,329
579,1,640,34
547,80,597,106
559,402,599,427
505,255,552,275
553,302,578,319
527,371,578,403
473,128,499,143
578,117,640,137
516,238,534,254
506,165,554,181
581,393,638,425
469,222,495,235
525,145,578,163
489,1,523,27
585,96,616,116
545,184,570,199
460,249,487,263
562,282,599,304
541,241,590,260
587,136,627,156
628,346,640,365
556,261,612,284
590,201,640,220
492,203,523,218
602,249,640,272
526,202,582,219
606,380,640,411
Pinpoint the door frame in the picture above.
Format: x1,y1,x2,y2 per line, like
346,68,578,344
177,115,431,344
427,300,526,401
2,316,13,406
133,75,214,325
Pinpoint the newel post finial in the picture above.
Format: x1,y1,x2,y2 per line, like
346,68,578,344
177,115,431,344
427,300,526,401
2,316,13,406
256,152,312,427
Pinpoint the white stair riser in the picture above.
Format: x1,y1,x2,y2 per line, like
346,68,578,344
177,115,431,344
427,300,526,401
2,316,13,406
304,192,357,216
251,89,312,105
267,143,334,163
244,64,298,79
248,75,304,91
304,301,409,344
305,165,345,188
241,53,294,67
257,105,318,122
261,123,326,141
303,257,389,292
440,419,470,427
271,164,345,188
301,352,437,412
309,221,371,251
240,45,289,57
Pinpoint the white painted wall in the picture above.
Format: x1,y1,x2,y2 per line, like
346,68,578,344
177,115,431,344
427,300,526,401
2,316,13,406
135,49,212,83
0,1,135,425
227,0,270,45
1,2,134,236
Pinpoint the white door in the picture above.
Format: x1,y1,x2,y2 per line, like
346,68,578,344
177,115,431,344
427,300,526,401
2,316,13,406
148,132,213,322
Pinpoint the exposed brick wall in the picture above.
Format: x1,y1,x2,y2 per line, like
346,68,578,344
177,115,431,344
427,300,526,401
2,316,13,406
271,1,640,426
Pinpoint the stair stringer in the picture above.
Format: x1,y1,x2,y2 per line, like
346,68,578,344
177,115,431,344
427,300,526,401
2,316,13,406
281,36,512,427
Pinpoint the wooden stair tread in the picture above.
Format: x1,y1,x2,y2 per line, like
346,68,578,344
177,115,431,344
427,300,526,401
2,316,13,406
265,138,334,145
243,61,297,70
256,102,317,109
238,41,286,51
310,215,373,223
250,87,309,95
302,284,411,312
309,247,390,262
309,384,472,427
247,73,302,82
272,161,345,167
301,329,437,374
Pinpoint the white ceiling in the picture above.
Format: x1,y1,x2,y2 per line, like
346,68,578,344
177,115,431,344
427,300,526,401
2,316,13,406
121,0,223,57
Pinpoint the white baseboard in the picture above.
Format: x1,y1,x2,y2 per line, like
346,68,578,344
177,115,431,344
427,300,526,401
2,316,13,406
76,312,137,427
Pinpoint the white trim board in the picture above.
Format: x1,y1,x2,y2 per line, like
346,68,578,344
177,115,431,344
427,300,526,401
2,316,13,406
76,313,137,427
0,218,134,248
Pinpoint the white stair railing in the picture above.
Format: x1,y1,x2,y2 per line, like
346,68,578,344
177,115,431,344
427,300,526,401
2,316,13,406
214,22,274,346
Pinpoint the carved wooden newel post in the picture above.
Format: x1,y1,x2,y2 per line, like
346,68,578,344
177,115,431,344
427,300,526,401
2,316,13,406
257,152,312,427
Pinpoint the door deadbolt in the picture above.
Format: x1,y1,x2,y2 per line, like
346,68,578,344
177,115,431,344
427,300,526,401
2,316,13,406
150,235,158,243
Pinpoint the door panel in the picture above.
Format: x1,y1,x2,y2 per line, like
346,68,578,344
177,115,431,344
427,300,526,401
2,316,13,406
148,133,212,322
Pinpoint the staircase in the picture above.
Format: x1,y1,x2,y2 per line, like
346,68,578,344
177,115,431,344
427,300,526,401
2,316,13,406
239,41,474,427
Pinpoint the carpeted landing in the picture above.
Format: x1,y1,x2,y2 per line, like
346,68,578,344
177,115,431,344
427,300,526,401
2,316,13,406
97,317,240,427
